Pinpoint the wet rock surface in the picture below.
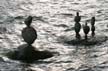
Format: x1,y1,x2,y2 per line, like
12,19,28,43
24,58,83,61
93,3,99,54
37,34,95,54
57,34,108,46
22,27,37,44
64,36,108,46
7,44,54,63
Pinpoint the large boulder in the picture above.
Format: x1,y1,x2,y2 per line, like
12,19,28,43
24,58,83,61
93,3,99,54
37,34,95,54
22,27,37,45
7,44,54,63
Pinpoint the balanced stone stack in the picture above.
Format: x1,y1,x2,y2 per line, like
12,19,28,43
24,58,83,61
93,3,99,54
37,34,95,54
74,12,81,39
19,16,53,63
22,16,37,45
83,21,90,40
7,16,53,63
91,17,95,37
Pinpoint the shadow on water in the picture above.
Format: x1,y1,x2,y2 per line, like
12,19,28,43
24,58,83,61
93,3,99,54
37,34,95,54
33,60,73,64
57,35,108,46
53,24,69,28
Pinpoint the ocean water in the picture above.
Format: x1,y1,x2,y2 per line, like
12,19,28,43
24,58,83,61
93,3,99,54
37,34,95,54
0,0,108,71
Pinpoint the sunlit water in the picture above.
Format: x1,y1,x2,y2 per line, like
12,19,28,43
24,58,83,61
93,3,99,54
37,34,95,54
0,0,108,71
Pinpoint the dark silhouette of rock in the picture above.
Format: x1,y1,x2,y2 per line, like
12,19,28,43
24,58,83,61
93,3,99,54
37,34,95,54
7,44,53,63
7,16,54,63
83,22,90,40
24,16,33,27
74,12,81,39
91,17,96,37
22,27,37,45
64,36,108,46
91,25,95,37
91,16,95,26
22,16,37,45
74,22,81,39
74,12,81,23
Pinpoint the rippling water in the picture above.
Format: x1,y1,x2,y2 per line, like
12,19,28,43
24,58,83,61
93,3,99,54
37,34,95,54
0,0,108,71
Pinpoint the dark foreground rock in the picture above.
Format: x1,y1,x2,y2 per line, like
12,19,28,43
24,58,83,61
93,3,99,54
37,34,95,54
6,44,54,63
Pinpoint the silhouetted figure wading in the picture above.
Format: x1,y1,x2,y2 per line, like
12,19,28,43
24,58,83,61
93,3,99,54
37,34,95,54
91,17,95,37
83,21,90,40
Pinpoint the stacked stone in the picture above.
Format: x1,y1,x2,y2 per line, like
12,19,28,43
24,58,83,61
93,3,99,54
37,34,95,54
17,16,53,63
91,17,95,37
83,21,90,40
74,12,81,39
22,16,37,45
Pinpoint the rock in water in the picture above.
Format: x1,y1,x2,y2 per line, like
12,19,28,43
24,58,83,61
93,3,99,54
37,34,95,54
83,22,90,40
91,25,95,37
83,22,90,35
7,44,53,63
24,16,33,27
91,16,95,26
74,22,81,34
74,22,81,39
22,27,37,45
74,12,81,23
